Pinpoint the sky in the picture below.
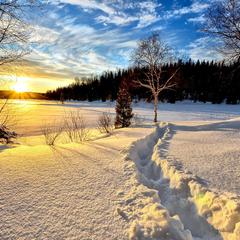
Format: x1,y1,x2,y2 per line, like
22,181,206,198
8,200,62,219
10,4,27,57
1,0,222,92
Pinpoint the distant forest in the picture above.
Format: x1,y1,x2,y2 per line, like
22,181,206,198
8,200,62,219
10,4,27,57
0,91,46,100
46,59,240,104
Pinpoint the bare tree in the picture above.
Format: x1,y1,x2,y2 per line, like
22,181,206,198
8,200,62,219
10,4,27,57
0,0,42,65
132,33,179,123
0,1,43,142
204,0,240,61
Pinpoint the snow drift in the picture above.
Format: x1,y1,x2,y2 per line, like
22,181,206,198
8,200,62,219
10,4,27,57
118,123,240,240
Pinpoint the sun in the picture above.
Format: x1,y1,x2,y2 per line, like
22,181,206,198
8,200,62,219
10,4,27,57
12,81,28,93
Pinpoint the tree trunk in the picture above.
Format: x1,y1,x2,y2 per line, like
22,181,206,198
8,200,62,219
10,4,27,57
154,94,158,123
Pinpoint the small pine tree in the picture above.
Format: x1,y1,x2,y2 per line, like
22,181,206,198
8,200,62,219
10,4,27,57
115,79,133,128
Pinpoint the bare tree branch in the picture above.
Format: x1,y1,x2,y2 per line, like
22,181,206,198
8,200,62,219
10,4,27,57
158,68,179,93
204,0,240,61
0,0,43,65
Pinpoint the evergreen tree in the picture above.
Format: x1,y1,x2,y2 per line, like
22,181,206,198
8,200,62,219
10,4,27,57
115,79,133,128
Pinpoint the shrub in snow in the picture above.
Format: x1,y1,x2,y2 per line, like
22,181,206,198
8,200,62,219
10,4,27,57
64,111,89,142
0,100,17,144
115,80,133,128
41,122,63,146
97,112,113,134
0,125,17,144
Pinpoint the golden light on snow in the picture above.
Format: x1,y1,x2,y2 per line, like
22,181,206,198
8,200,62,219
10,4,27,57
12,80,28,93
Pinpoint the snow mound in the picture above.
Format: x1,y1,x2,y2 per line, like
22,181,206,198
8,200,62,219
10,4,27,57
118,123,240,240
129,203,192,240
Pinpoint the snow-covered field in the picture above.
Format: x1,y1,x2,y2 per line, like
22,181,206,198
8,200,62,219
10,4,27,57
0,100,240,239
3,99,240,136
119,123,240,240
166,119,240,195
0,127,153,239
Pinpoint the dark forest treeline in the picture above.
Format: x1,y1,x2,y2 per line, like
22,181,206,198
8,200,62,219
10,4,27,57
46,59,240,104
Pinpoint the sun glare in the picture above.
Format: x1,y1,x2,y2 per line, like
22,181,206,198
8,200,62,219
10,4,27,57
12,81,28,93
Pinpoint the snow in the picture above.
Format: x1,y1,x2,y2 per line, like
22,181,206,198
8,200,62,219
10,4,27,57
0,126,153,239
166,119,240,195
119,123,240,240
3,99,240,136
0,99,240,240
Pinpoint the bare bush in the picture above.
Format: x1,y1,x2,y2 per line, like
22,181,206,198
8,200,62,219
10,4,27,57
0,125,17,143
0,99,17,143
64,111,89,142
41,122,63,146
97,112,113,134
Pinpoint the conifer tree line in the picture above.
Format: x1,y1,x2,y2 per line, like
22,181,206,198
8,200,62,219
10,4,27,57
46,58,240,104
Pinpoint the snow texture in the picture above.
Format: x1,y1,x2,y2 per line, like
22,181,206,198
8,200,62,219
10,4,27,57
118,123,240,240
0,127,153,239
166,119,240,195
1,100,240,239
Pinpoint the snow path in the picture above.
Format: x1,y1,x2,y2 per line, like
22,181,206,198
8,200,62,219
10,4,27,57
0,127,152,240
118,123,240,240
166,119,240,195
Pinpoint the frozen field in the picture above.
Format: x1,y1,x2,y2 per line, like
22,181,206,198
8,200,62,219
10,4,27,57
0,100,240,240
3,99,240,136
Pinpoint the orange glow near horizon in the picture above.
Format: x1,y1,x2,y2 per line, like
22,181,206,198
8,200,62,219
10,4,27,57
0,62,74,93
0,74,73,93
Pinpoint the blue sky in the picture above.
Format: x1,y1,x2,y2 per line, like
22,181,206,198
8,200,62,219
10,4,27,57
4,0,223,92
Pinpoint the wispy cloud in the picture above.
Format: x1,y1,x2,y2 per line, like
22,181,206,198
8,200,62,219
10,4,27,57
185,37,223,61
54,0,115,15
30,25,60,43
24,10,140,85
54,0,162,28
164,1,209,20
96,14,137,26
188,14,206,24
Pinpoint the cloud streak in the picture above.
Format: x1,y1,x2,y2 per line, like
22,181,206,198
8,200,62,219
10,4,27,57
164,1,209,20
185,37,223,61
